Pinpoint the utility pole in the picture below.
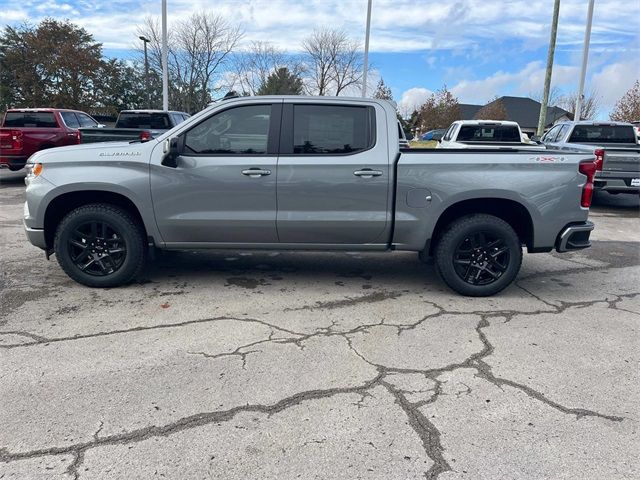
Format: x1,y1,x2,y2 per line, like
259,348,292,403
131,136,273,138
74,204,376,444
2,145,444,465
161,0,169,111
139,36,151,109
362,0,372,97
537,0,561,137
575,0,595,121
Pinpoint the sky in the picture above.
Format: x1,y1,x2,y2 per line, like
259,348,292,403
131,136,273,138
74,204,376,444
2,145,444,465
1,0,639,118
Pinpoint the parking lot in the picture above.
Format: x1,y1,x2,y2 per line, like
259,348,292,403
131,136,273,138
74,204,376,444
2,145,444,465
1,170,638,479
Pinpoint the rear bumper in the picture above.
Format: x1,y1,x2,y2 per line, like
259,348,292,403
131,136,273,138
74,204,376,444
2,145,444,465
556,221,594,253
594,171,640,193
0,155,28,170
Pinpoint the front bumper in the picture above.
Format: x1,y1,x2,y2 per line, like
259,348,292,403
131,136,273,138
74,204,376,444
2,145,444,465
556,221,594,253
24,222,47,250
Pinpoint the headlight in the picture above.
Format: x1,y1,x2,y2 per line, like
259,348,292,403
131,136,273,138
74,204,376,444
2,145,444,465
26,163,43,177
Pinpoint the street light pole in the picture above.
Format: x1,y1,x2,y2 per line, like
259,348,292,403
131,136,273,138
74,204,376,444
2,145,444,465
575,0,595,121
139,36,150,109
161,0,169,111
362,0,372,97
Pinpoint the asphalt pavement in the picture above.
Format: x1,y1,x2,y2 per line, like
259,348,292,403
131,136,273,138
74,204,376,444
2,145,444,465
1,172,638,479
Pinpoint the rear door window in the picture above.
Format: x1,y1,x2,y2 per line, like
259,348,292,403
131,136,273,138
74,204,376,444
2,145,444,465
60,112,80,128
4,112,57,128
290,104,375,155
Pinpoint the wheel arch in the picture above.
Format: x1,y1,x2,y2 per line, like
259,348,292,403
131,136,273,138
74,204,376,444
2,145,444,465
427,197,535,255
43,190,148,249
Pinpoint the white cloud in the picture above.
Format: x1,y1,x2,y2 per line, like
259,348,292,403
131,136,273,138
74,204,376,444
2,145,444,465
450,61,580,104
591,61,640,111
398,87,433,116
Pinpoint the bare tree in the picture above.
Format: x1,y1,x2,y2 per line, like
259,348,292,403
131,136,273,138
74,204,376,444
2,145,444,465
137,12,242,112
302,28,363,96
530,85,563,108
558,90,600,120
610,80,640,122
229,41,303,95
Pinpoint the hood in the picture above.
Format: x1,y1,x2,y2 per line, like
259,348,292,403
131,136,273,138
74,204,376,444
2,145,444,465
28,139,159,164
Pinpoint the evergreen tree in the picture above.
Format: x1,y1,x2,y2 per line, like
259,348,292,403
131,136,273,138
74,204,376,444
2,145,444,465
257,67,304,95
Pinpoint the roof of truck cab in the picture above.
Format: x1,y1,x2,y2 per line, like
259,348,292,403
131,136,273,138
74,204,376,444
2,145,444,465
119,110,189,115
555,120,634,126
6,108,86,113
453,120,520,126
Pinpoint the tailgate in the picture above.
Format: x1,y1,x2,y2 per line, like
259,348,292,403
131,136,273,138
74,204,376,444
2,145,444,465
603,148,640,173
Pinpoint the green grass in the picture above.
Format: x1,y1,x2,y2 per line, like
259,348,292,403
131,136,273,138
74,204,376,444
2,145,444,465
409,140,437,148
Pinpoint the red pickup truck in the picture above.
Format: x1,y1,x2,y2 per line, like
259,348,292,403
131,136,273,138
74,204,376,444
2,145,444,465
0,108,100,171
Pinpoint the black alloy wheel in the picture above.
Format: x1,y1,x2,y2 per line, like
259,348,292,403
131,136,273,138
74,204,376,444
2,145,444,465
434,214,522,297
68,220,127,276
452,231,510,285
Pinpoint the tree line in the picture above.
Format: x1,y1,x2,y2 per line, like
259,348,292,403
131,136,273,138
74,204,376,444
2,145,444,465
1,16,638,125
0,15,365,115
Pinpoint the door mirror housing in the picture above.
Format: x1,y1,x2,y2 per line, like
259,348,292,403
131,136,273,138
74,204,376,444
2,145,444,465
162,137,181,168
531,135,541,143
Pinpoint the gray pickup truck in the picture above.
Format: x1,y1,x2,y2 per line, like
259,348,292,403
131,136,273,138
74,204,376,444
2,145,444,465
23,96,597,296
540,120,640,194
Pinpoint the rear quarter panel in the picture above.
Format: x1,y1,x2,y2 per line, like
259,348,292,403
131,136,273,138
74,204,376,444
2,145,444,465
393,150,592,250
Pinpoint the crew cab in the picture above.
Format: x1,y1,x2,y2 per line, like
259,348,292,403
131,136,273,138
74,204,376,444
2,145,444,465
79,110,190,144
540,121,640,194
437,120,543,149
0,108,100,170
23,96,597,296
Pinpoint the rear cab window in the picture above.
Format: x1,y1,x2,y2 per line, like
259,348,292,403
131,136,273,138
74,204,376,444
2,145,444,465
116,112,171,129
289,104,375,155
569,125,637,144
4,112,58,128
457,124,520,142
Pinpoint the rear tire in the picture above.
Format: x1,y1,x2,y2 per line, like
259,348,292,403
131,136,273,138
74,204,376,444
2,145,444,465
434,214,522,297
54,203,146,287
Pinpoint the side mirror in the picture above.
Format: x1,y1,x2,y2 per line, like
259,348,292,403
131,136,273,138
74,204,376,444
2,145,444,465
531,135,541,143
161,137,181,168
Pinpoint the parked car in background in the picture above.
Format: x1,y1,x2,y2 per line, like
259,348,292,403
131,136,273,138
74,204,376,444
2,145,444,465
79,110,190,144
0,108,100,171
420,129,446,142
437,120,544,149
24,96,596,297
631,121,640,139
540,121,640,195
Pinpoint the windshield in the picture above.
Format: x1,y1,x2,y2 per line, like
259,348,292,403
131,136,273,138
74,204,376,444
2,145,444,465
569,125,637,144
457,125,521,142
116,113,171,129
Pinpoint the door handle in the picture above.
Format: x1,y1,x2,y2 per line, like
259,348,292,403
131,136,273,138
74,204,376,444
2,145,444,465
353,169,383,178
241,168,271,178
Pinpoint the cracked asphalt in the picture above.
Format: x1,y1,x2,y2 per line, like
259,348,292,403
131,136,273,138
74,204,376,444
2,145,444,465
1,170,639,480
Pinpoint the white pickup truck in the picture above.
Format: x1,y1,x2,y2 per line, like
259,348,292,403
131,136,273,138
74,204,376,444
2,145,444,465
437,120,542,149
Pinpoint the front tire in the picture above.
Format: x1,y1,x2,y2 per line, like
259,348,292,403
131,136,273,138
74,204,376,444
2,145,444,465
54,204,146,287
434,214,522,297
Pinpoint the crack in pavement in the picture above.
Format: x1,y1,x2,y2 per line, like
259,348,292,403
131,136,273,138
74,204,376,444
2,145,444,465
0,373,385,465
0,316,301,350
381,379,451,480
1,279,636,474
